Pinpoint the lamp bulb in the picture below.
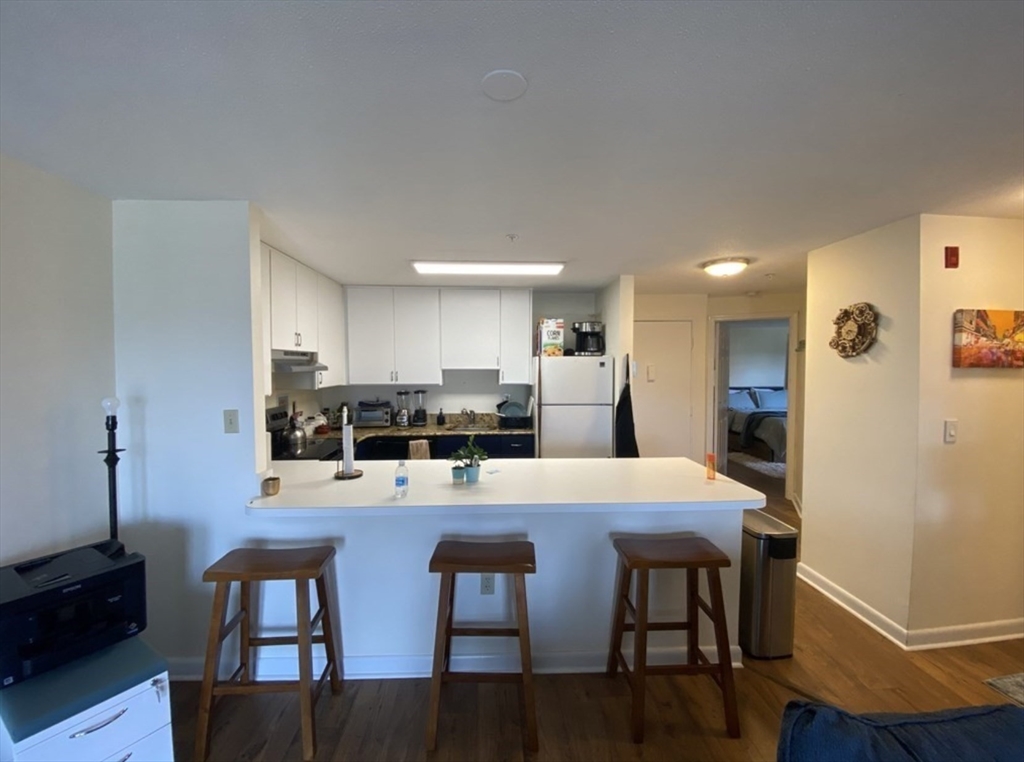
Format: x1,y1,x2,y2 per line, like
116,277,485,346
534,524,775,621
101,397,120,416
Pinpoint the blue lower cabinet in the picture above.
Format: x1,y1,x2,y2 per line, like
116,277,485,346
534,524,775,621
433,435,469,460
355,437,411,460
500,435,535,458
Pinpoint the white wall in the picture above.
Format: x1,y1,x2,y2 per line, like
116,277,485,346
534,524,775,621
600,276,635,398
727,320,789,387
910,215,1023,637
114,201,269,659
532,290,598,331
802,216,922,631
0,154,114,563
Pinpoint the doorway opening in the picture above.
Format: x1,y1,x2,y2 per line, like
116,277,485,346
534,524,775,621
711,317,794,514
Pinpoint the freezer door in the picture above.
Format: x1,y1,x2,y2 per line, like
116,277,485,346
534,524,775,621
540,405,614,458
539,356,615,405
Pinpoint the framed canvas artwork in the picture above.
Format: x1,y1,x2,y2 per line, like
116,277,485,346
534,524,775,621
952,309,1024,368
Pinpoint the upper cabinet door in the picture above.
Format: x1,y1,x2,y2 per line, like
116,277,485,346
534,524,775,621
294,261,319,352
440,289,501,369
270,248,298,350
316,275,347,388
346,287,396,384
500,289,533,385
394,288,442,385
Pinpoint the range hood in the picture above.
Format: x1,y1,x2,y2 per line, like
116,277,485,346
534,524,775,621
271,350,329,373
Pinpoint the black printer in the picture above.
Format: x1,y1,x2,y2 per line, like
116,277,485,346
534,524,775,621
0,539,146,688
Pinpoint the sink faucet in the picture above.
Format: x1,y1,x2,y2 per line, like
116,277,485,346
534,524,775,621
461,408,476,425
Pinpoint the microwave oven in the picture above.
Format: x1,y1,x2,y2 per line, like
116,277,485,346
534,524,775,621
0,540,147,688
353,407,392,427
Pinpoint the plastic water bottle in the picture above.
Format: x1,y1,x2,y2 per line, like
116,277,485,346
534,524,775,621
394,459,409,498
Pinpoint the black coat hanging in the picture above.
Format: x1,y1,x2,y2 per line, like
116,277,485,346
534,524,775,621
615,354,640,458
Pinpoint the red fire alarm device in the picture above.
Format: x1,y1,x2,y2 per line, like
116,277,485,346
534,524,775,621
945,246,959,269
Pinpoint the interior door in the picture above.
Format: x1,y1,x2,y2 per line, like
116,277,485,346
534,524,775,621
632,321,693,458
715,321,731,474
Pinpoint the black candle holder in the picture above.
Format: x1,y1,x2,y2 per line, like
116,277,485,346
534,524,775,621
98,398,126,541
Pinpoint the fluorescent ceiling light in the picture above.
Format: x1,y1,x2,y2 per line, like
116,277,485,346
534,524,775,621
702,258,749,277
413,262,564,276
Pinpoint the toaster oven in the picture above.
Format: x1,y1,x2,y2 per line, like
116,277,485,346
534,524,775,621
353,407,392,427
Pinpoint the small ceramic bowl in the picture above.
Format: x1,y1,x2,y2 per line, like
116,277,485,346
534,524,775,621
261,476,281,496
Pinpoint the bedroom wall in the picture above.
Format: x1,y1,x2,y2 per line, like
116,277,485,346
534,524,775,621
908,215,1023,641
727,320,789,387
802,216,921,634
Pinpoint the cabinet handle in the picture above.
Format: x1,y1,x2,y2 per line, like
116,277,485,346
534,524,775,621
318,371,323,386
70,707,127,738
496,356,500,368
298,332,302,347
501,371,504,383
394,371,398,382
510,443,523,448
295,332,299,347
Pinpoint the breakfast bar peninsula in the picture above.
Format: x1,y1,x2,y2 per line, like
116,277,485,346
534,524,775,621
247,457,765,677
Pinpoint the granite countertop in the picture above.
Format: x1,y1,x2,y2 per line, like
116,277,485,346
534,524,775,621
323,413,533,442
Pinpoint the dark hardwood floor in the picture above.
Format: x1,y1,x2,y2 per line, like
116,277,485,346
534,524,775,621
172,581,1024,761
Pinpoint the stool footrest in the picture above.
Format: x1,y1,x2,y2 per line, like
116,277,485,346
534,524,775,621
251,634,326,647
442,671,523,684
623,620,691,632
450,626,520,637
214,680,300,695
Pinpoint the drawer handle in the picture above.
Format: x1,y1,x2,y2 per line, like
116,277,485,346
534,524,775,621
69,707,127,738
114,753,133,762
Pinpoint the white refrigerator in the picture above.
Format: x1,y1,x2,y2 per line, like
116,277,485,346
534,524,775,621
539,356,615,458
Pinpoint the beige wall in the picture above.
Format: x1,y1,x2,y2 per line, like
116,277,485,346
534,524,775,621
634,291,806,500
601,276,635,398
909,215,1024,638
0,154,115,563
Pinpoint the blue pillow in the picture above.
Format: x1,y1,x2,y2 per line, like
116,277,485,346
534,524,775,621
728,390,757,411
777,700,1024,762
756,389,788,409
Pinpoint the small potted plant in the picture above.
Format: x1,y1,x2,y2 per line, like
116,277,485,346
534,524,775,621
448,435,489,484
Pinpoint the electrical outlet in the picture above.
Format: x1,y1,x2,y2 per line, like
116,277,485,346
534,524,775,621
480,573,495,595
223,409,240,434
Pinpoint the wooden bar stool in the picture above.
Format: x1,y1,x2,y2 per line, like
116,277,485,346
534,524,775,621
195,546,342,762
606,536,740,742
425,540,538,752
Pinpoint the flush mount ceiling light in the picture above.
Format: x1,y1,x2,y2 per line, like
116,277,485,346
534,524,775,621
701,257,750,277
413,262,563,276
482,70,528,101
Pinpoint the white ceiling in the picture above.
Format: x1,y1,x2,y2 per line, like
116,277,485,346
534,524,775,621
1,1,1021,295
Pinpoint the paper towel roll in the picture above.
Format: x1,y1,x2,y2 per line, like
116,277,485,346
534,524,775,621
342,424,355,475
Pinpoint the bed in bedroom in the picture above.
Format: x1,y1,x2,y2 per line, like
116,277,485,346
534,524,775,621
727,387,788,463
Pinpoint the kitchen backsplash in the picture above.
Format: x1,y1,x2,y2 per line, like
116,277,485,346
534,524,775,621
273,370,531,419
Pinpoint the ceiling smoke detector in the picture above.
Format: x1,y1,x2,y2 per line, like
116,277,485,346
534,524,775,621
482,70,528,102
701,258,749,277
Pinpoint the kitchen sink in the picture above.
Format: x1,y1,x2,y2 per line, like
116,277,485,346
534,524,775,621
446,424,496,432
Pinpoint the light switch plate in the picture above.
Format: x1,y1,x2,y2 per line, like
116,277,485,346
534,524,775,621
943,419,957,444
224,409,240,434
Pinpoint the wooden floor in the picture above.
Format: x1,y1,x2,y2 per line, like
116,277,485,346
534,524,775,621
172,580,1023,761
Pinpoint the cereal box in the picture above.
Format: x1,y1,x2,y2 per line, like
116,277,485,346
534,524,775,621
537,318,565,357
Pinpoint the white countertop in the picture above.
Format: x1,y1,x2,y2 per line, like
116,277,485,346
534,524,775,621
248,457,766,517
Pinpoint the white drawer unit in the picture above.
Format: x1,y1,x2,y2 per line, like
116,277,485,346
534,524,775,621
0,640,173,762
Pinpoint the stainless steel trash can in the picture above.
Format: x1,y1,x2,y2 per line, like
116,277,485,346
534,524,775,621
739,510,798,659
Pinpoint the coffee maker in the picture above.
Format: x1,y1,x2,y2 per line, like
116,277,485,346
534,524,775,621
395,390,411,428
412,389,428,427
572,321,605,356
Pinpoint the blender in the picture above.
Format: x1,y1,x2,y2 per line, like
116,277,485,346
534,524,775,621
412,389,428,427
395,390,411,428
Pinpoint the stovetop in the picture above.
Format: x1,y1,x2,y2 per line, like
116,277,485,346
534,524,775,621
271,436,343,461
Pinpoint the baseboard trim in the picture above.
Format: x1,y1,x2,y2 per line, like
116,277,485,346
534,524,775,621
791,493,803,518
168,645,743,681
798,563,1024,651
797,562,909,648
904,618,1024,650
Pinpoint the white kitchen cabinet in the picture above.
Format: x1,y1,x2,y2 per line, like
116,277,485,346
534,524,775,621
269,248,318,351
346,287,443,385
346,287,396,384
440,289,501,370
315,275,347,388
499,289,533,384
394,288,442,385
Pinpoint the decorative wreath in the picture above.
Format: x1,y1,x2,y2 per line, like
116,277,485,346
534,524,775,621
829,302,878,358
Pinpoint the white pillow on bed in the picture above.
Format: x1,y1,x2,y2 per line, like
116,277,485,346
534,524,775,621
728,390,757,410
755,389,788,409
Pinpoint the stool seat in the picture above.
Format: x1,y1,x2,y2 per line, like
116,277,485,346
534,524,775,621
613,536,730,569
429,540,536,574
202,546,335,582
